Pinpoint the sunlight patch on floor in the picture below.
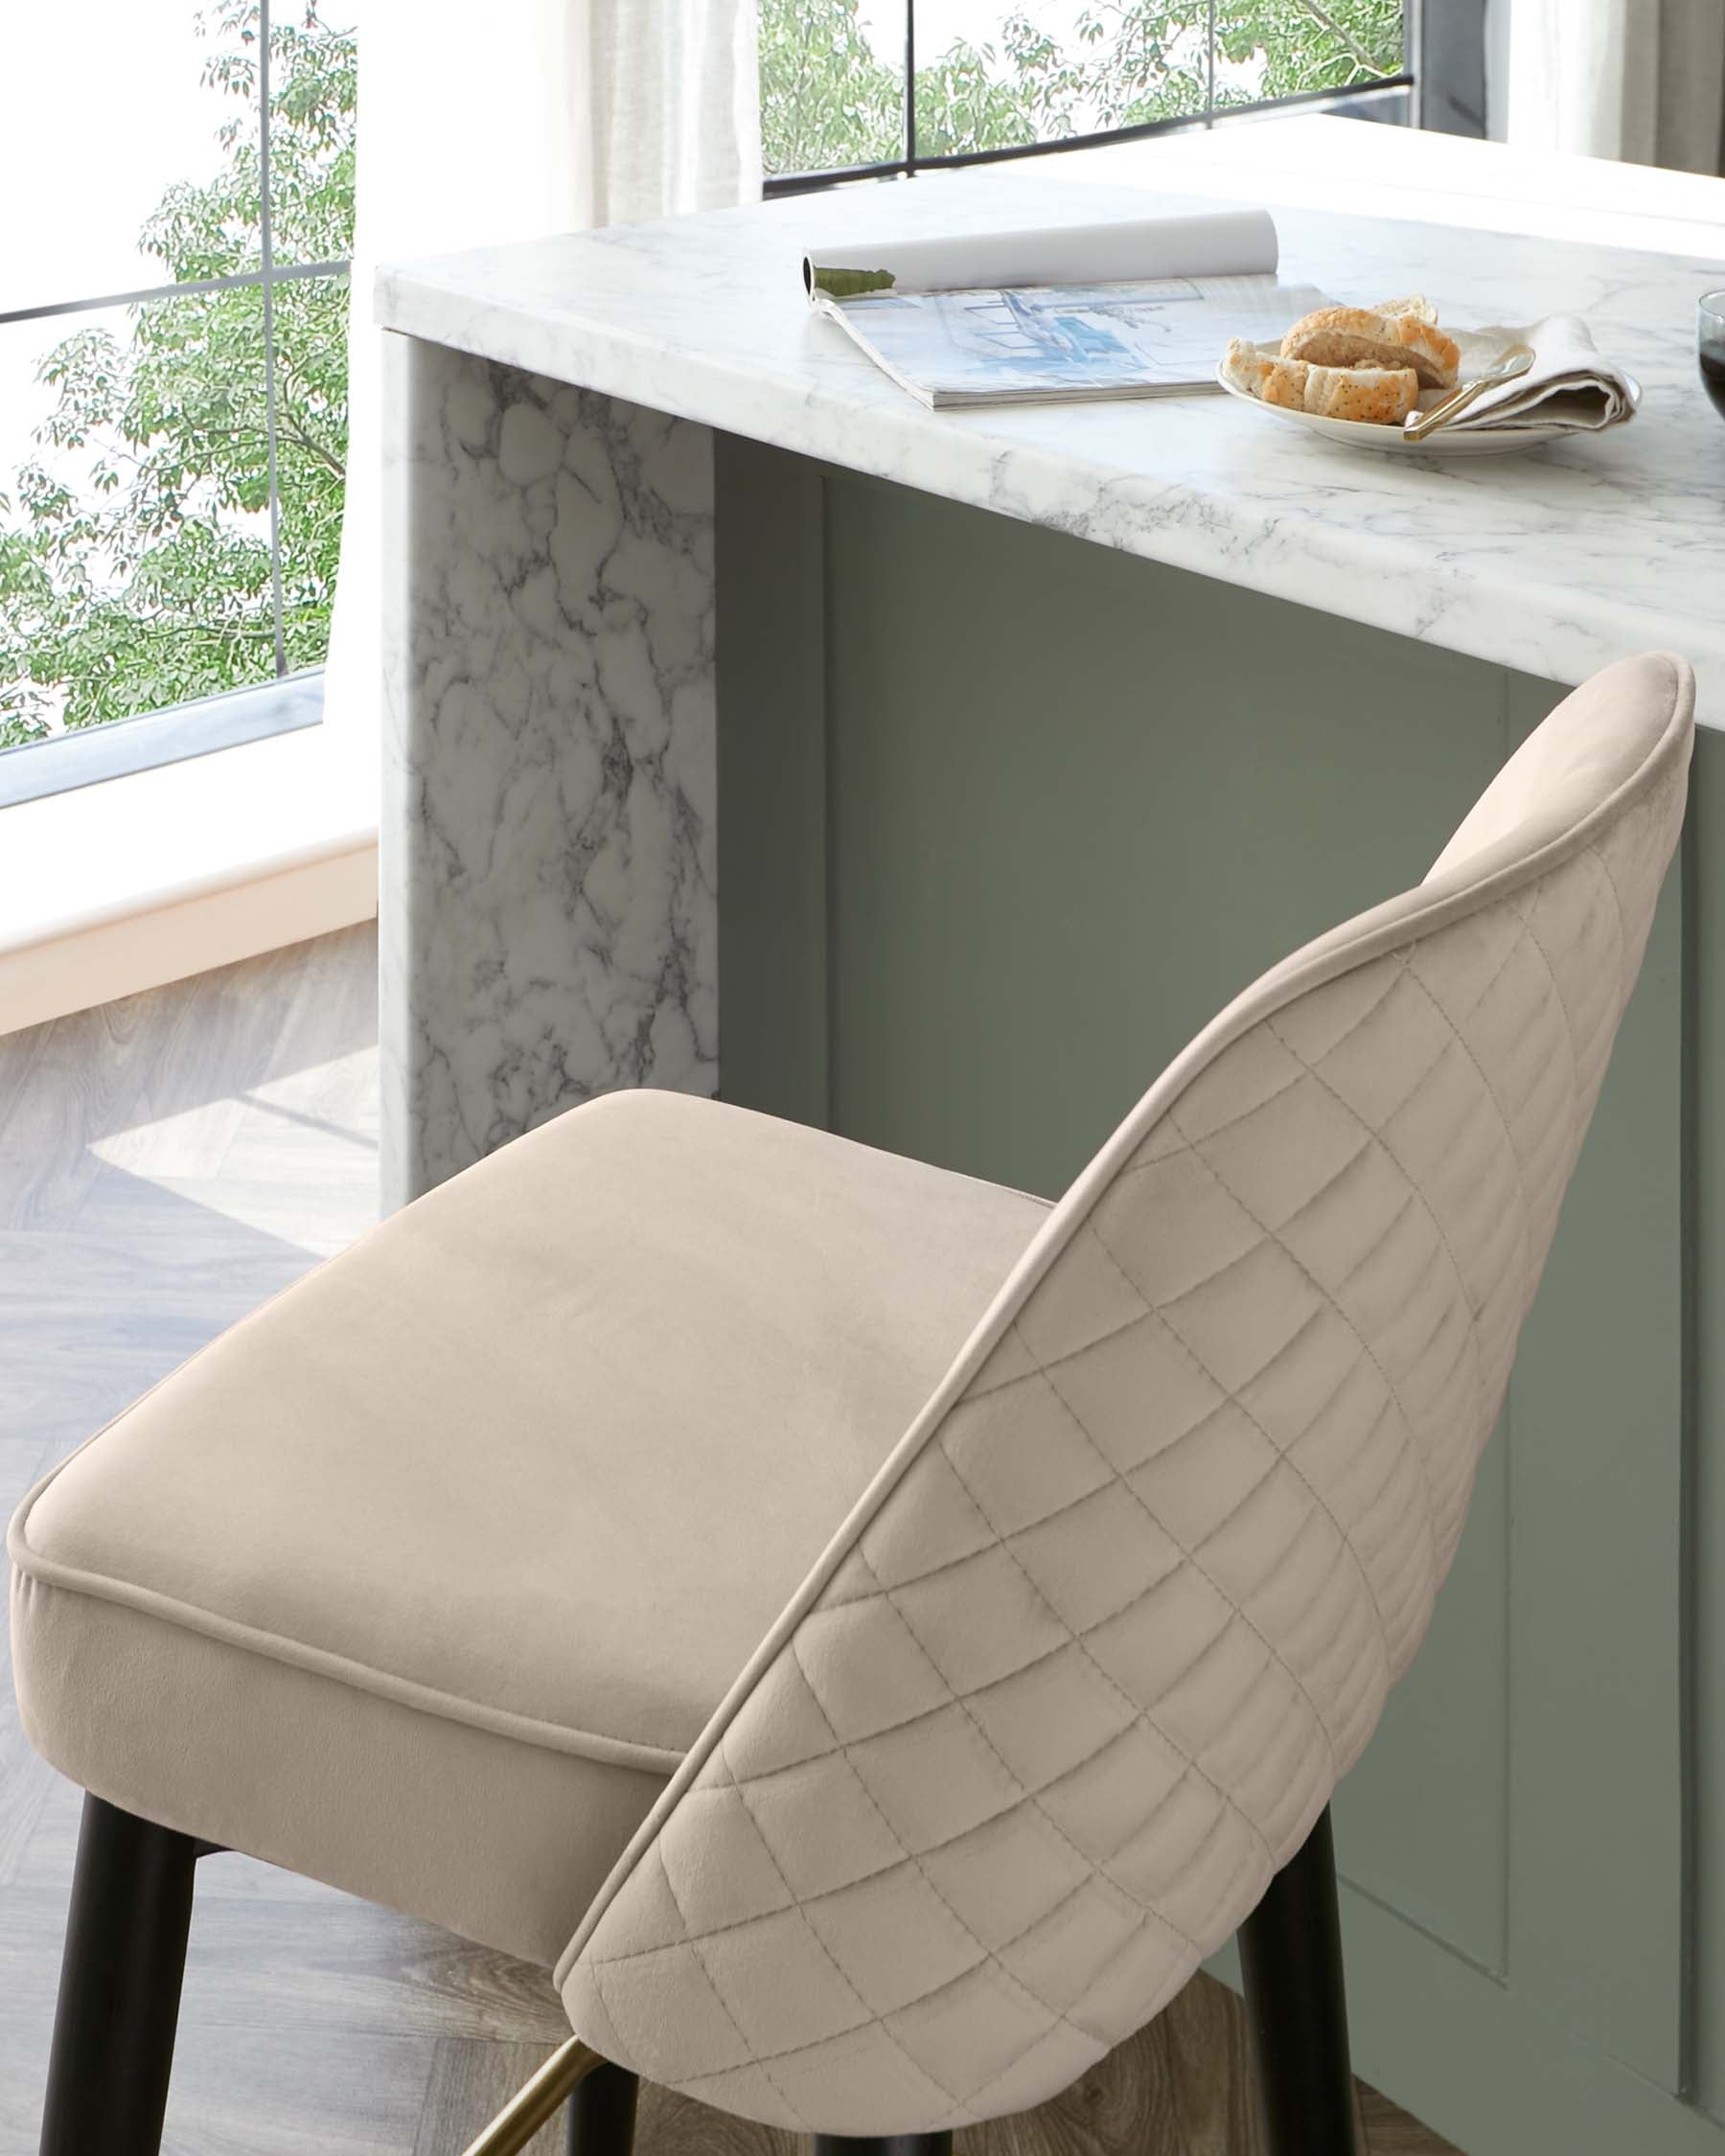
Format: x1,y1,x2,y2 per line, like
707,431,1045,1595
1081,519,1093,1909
87,1044,380,1257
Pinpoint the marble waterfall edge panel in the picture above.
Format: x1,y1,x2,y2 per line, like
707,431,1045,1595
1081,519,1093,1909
380,335,717,1206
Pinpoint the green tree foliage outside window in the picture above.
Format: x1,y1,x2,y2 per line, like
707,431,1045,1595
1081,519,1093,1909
760,0,1404,178
0,3,355,750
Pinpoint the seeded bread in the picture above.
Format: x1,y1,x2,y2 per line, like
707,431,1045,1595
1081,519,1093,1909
1279,303,1460,388
1222,338,1420,425
1375,292,1438,324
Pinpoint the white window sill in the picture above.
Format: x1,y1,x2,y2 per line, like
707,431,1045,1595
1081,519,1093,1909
0,719,378,1035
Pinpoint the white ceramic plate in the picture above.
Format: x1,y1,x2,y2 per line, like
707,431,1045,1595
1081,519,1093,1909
1214,332,1641,457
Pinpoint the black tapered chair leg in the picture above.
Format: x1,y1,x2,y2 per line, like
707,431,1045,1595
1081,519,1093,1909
566,2058,639,2156
37,1792,199,2156
1238,1804,1363,2156
813,2139,953,2156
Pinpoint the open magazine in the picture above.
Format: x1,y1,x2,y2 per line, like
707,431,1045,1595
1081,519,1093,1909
803,207,1327,410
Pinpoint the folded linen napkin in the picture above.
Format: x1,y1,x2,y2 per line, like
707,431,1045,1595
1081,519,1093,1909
1442,313,1637,433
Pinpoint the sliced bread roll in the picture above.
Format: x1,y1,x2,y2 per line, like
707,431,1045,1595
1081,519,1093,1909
1375,292,1438,324
1222,338,1419,425
1299,360,1420,424
1280,303,1460,388
1221,338,1303,403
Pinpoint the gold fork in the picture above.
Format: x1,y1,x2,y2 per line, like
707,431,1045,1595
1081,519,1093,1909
1403,345,1535,443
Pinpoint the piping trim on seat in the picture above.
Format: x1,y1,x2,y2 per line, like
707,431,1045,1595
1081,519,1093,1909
9,1477,686,1774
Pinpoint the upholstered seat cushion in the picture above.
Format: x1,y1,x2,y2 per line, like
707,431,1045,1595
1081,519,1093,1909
10,1091,1048,1967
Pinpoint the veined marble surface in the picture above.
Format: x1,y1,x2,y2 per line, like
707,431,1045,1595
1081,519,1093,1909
380,338,715,1204
378,136,1725,720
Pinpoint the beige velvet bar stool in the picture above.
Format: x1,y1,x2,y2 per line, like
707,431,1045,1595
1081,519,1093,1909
9,652,1693,2156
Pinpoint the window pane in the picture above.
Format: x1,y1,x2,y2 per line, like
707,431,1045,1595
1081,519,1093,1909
759,0,906,179
273,271,351,674
0,290,275,749
2,2,263,314
268,5,358,273
913,2,1207,158
1213,0,1406,110
757,2,1412,180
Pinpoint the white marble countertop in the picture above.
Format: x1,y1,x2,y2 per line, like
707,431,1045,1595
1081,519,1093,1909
378,121,1725,720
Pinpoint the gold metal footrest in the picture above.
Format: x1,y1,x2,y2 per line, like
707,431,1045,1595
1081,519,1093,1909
460,2035,604,2156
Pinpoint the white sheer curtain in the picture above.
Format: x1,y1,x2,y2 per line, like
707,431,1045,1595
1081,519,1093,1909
322,0,760,806
1506,0,1725,172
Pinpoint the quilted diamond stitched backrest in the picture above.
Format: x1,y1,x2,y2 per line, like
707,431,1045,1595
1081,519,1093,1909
558,654,1694,2135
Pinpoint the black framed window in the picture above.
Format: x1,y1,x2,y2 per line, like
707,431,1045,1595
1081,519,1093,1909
761,1,1484,196
0,0,356,799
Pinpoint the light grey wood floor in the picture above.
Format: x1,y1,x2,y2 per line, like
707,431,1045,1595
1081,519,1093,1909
0,926,1459,2156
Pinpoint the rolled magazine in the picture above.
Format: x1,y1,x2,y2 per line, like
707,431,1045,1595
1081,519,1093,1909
803,205,1328,410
